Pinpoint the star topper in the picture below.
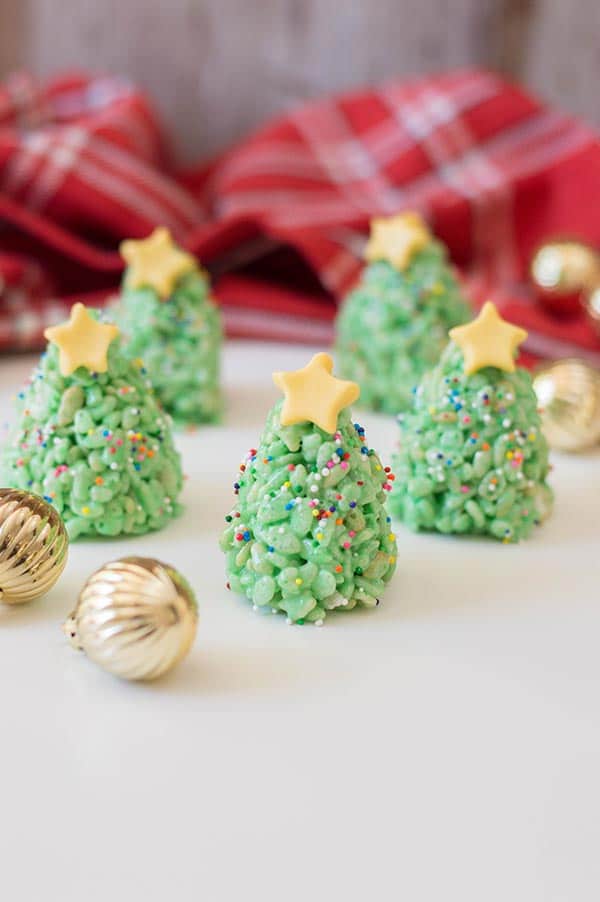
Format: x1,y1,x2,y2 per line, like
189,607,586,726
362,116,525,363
120,227,198,299
44,303,120,376
364,211,431,270
273,353,360,434
449,302,528,375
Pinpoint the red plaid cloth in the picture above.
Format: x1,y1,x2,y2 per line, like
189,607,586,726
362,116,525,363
1,68,600,364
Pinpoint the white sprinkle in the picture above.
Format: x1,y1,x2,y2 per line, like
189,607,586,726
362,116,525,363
315,619,324,627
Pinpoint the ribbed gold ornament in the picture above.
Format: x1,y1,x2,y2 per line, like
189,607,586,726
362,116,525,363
0,488,68,604
64,557,198,681
533,359,600,452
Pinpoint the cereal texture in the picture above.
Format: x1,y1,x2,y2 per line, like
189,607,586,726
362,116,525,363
1,318,183,540
220,403,397,624
390,341,553,542
335,243,471,414
117,269,222,425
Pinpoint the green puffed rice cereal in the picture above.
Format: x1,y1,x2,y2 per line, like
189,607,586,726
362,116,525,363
0,312,184,540
117,268,222,426
220,403,397,624
390,342,553,542
335,242,471,414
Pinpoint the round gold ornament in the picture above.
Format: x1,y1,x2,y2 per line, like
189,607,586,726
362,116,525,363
533,359,600,452
530,240,600,317
64,557,198,681
0,488,68,604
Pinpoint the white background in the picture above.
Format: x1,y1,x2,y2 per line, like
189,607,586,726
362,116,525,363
0,340,599,902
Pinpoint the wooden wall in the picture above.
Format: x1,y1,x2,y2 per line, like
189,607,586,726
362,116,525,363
0,0,598,161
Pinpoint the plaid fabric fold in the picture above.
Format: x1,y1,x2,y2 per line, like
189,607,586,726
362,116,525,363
1,67,599,364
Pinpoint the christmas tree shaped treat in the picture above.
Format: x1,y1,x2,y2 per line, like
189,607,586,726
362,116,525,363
390,303,553,542
0,303,183,540
220,353,398,624
335,212,472,414
118,227,222,426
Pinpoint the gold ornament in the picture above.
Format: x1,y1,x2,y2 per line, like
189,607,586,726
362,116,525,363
583,283,600,336
530,240,600,317
533,359,600,452
0,489,68,604
64,557,198,681
273,352,360,434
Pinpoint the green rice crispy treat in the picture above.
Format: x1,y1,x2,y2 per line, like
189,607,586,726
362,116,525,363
220,402,397,625
117,269,222,426
1,308,183,540
336,242,471,414
118,227,222,426
390,332,553,543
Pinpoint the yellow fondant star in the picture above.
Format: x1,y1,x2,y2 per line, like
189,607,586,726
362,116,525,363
273,353,360,434
449,301,528,375
364,211,431,270
120,227,197,299
44,303,120,376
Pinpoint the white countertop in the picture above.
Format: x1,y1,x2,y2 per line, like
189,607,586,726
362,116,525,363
1,340,599,902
